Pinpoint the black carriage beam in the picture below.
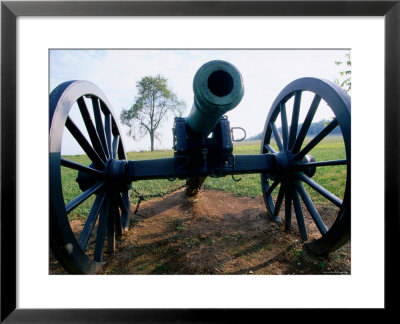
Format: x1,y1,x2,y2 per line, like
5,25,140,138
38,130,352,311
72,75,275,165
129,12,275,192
126,154,275,181
127,158,176,180
233,154,276,174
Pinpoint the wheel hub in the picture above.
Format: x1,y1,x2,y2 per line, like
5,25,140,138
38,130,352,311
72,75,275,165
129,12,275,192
76,159,130,193
272,151,316,180
299,154,316,178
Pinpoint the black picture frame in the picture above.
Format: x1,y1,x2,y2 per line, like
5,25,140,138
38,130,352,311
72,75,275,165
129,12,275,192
1,0,398,322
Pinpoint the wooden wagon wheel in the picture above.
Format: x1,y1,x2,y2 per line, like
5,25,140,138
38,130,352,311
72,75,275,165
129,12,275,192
260,78,351,255
49,81,131,274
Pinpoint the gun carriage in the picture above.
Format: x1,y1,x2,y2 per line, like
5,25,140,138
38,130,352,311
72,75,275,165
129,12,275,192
49,60,350,274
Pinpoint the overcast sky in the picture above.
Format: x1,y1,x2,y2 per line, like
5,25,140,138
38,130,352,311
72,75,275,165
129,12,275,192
50,49,348,154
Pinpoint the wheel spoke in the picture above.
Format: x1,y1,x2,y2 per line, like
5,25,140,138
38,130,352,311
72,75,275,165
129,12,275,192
61,158,105,177
117,192,128,214
77,97,107,161
113,194,123,238
112,135,120,159
118,191,130,230
288,91,301,150
104,113,113,155
107,195,115,254
65,117,105,169
94,193,111,262
270,122,283,151
280,103,289,150
292,94,321,153
265,179,280,197
296,159,347,168
78,190,106,251
296,181,327,235
117,140,126,160
273,184,285,218
65,181,105,214
295,118,339,160
285,185,292,231
92,97,110,159
264,144,277,154
297,172,342,207
292,186,308,241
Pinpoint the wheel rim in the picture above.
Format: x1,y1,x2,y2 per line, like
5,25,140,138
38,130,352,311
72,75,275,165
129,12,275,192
49,81,131,274
260,77,350,255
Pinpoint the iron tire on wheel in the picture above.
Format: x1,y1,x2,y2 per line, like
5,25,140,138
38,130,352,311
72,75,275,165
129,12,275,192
49,80,131,274
260,78,351,255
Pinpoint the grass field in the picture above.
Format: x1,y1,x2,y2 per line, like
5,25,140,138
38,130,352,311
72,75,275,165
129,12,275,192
61,135,346,220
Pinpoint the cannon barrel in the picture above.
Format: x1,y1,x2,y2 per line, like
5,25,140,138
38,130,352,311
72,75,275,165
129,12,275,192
186,60,244,136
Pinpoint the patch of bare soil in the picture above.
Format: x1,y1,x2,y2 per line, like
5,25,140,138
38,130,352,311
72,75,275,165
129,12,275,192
50,189,350,275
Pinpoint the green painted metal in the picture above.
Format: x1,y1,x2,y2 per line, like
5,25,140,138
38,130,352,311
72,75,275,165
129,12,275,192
186,60,244,135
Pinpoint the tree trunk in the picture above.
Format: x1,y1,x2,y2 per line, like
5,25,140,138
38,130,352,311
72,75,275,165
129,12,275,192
150,131,154,151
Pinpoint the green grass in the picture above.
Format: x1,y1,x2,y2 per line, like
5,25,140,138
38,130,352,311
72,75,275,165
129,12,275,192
126,149,187,199
60,135,346,219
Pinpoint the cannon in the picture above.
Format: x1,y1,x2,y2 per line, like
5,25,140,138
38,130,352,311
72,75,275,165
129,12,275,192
49,60,351,274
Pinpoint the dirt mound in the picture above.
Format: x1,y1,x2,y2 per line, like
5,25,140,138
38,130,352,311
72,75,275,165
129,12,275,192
50,189,350,275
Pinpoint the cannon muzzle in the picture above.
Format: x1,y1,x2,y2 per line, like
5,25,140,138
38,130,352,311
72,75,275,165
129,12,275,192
186,60,244,136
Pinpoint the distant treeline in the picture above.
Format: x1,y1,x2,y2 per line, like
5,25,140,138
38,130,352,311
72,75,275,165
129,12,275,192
246,119,342,141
